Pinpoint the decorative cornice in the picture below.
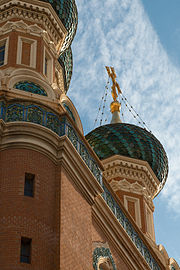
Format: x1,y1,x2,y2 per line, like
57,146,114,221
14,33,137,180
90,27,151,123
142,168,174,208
102,155,161,198
0,120,103,205
0,0,67,53
110,179,154,210
110,179,144,194
0,20,58,57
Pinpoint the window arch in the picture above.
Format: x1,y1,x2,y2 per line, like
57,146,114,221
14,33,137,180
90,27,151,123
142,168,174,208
93,247,116,270
14,81,47,96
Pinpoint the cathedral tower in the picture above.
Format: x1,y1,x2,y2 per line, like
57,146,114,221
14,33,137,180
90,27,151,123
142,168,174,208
0,1,179,270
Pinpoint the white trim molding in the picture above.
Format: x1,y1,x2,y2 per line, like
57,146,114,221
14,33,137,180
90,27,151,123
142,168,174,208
17,36,37,68
124,195,142,229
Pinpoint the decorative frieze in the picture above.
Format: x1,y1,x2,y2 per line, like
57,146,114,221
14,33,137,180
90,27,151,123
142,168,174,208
103,157,160,198
109,179,154,210
0,100,102,184
0,0,67,53
0,20,58,57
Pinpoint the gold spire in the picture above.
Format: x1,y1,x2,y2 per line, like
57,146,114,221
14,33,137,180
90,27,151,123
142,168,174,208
105,66,122,123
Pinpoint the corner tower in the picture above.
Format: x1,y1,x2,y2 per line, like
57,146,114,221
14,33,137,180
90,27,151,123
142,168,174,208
86,67,168,242
0,0,91,269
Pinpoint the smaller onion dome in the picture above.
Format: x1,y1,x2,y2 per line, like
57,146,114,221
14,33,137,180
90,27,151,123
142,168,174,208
41,0,78,53
86,123,168,185
86,66,168,188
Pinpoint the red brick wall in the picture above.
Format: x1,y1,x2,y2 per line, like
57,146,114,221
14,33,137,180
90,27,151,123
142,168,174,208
92,220,130,270
0,148,58,270
59,168,93,270
0,147,146,270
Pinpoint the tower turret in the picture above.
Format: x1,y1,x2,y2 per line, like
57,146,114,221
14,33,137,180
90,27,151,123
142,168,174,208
86,67,168,242
0,1,90,269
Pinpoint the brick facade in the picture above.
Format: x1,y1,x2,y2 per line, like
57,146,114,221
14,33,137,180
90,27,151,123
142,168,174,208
0,148,57,270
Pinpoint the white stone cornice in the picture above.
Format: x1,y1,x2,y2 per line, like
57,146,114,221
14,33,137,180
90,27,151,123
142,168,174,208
0,0,67,53
0,20,58,58
102,155,161,198
0,120,103,205
110,179,144,194
109,179,154,210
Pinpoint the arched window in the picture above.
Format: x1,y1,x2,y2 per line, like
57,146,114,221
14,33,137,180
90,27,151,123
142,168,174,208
14,81,47,96
93,247,116,270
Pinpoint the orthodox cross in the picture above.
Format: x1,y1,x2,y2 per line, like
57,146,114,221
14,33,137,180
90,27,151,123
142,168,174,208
105,66,122,102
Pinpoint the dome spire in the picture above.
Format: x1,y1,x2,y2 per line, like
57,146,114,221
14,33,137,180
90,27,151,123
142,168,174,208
105,66,122,123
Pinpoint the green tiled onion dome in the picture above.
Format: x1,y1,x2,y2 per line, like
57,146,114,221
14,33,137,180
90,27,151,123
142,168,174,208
86,123,168,184
58,46,73,92
41,0,78,53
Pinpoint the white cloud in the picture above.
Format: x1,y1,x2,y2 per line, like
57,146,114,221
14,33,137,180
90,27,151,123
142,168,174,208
69,0,180,216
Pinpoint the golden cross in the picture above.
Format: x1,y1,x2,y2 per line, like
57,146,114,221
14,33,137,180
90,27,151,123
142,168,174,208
105,66,122,102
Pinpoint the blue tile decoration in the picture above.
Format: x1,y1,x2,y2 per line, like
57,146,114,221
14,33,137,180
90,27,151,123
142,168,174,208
86,123,168,185
40,0,78,53
14,81,47,96
0,100,161,270
0,101,101,183
93,247,117,270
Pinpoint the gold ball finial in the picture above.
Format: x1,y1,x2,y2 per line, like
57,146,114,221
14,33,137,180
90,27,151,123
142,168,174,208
110,101,121,113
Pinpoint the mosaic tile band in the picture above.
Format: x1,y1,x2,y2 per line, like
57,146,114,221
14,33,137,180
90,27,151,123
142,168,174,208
0,101,101,184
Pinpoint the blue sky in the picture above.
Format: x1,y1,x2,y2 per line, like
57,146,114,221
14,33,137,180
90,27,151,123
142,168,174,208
142,0,180,68
69,0,180,265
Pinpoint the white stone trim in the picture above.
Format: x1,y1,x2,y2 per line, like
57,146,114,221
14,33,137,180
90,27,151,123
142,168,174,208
43,46,53,84
17,36,37,68
8,69,56,99
145,203,155,241
124,195,142,229
60,94,84,135
0,0,67,53
102,155,161,197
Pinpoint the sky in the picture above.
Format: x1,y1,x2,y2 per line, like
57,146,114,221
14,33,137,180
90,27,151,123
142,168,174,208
68,0,180,265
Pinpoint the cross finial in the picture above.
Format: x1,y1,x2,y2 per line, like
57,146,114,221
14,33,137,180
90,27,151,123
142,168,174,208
105,66,122,124
105,66,122,102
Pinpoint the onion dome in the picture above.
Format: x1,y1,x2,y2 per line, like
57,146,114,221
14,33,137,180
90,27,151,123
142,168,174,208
41,0,78,53
58,46,73,92
86,67,168,187
86,123,168,185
